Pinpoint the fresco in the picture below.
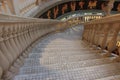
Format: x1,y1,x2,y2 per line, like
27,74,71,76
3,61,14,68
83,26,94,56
40,0,120,19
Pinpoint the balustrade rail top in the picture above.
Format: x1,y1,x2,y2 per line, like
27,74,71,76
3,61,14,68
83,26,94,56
0,13,63,23
84,14,120,25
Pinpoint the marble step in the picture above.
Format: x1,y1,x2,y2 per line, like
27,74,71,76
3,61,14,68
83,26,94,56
35,45,86,48
36,43,85,47
96,75,120,80
31,48,98,54
32,48,90,51
36,47,86,49
29,50,98,58
19,58,114,75
37,41,83,43
14,63,120,80
31,48,97,53
29,51,96,58
24,54,103,66
38,53,102,60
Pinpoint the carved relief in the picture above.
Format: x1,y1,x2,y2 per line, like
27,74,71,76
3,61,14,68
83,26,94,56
88,0,97,9
79,1,85,9
102,0,115,16
70,2,76,11
53,6,59,19
47,10,51,19
62,4,68,14
117,3,120,12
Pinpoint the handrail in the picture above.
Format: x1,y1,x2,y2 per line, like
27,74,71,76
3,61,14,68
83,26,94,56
0,13,67,80
83,14,120,61
84,14,120,24
0,13,62,23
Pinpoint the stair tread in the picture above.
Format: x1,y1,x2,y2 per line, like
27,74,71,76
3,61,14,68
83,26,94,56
14,63,120,80
24,54,103,66
19,58,114,75
96,75,120,80
29,50,98,58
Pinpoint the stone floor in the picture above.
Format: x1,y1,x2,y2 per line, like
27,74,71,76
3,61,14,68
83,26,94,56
14,25,120,80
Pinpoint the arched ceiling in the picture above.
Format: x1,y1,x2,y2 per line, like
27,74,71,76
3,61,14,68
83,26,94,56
34,0,120,19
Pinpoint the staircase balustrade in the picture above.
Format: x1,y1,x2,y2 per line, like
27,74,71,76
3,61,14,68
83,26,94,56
0,13,67,80
83,14,120,60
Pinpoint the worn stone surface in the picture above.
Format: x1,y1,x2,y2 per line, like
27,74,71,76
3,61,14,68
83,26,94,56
14,26,120,80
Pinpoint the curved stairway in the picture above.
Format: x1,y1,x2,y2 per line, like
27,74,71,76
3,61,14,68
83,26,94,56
14,26,120,80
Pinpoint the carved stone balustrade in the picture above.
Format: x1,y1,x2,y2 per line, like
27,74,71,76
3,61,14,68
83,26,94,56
0,13,67,80
83,14,120,59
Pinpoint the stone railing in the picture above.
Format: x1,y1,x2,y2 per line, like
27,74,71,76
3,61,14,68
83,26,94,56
83,14,120,60
0,13,67,80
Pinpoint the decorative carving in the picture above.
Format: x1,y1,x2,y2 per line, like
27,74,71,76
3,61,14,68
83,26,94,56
88,0,97,9
62,4,67,14
47,10,51,19
79,1,84,9
117,3,120,12
53,6,59,19
102,0,115,16
70,2,76,11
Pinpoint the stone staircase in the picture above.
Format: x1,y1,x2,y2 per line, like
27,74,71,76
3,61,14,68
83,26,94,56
14,26,120,80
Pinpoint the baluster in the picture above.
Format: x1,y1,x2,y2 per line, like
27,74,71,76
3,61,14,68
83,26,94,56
106,23,120,56
100,24,111,50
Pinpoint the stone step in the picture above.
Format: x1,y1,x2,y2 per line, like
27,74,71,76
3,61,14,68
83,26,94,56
37,43,83,45
33,47,89,51
38,40,83,43
96,75,120,80
14,63,120,80
40,53,101,60
36,46,85,49
32,48,96,53
24,54,103,66
36,43,84,46
29,50,97,58
19,58,114,75
32,48,97,53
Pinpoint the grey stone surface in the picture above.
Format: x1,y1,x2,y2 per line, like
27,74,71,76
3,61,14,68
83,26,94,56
14,26,120,80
